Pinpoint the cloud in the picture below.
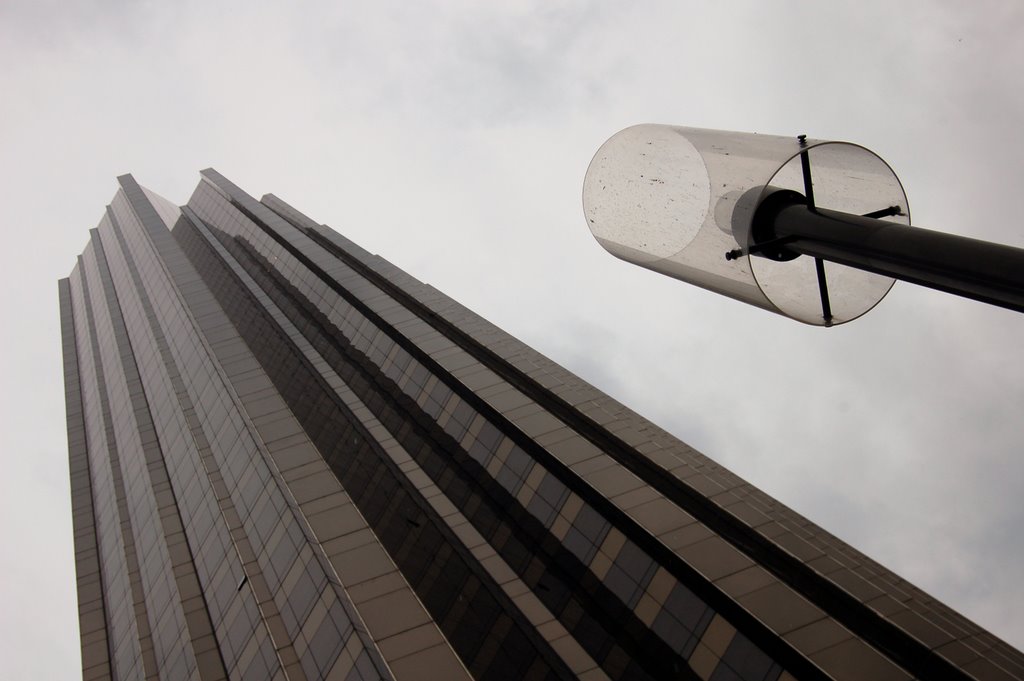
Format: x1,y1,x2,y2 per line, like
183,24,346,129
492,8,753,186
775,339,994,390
2,1,1023,675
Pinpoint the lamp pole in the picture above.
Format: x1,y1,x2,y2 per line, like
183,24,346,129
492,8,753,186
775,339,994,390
745,187,1024,314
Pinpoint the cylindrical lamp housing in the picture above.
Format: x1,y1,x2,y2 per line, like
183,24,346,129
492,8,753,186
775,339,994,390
582,125,909,325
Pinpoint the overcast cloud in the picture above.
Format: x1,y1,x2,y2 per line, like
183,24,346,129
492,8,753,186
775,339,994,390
2,1,1022,676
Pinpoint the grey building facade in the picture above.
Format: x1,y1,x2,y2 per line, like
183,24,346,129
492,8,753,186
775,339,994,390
60,171,1024,681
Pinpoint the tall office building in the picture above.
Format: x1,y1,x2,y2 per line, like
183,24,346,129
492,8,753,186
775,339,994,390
61,170,1022,681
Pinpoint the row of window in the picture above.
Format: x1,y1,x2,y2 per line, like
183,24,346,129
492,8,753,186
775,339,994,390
298,211,790,681
187,176,791,681
179,201,566,681
91,181,368,681
218,194,753,678
72,232,199,675
197,205,682,678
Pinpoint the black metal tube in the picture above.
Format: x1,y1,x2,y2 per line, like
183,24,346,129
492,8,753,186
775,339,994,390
767,203,1024,313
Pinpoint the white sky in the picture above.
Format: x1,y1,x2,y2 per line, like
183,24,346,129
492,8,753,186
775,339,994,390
2,1,1022,676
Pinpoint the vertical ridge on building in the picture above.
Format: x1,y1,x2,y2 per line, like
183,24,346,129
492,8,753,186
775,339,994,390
61,171,1024,681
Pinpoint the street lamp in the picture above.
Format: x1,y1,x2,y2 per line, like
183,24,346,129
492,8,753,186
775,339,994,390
583,125,1024,325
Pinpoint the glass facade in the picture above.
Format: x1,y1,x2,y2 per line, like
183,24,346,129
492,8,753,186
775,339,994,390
61,172,1024,681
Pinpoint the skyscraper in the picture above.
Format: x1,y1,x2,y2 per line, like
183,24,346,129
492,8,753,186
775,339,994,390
60,171,1023,681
